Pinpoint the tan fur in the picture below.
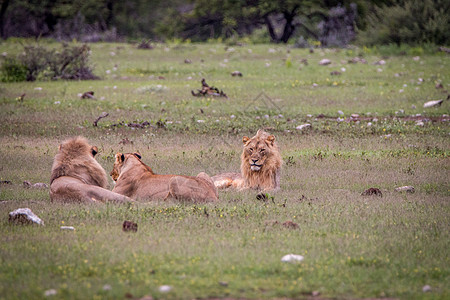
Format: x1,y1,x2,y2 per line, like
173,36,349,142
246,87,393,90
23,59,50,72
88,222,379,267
111,153,218,202
212,130,282,191
49,137,133,203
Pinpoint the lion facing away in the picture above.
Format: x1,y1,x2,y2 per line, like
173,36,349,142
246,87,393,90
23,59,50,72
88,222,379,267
212,130,282,192
110,152,218,202
50,137,133,203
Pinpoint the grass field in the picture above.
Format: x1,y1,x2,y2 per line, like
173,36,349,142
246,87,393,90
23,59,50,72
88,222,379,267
0,41,449,300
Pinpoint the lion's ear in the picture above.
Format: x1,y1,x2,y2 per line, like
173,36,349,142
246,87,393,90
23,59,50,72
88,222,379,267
242,136,250,144
266,135,275,146
134,153,142,159
91,146,98,157
116,153,124,162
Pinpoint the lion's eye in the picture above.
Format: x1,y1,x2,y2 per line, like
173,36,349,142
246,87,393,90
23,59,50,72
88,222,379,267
249,148,253,152
260,149,265,153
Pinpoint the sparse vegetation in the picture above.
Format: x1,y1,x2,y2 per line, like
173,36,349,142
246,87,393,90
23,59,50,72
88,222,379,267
0,41,449,300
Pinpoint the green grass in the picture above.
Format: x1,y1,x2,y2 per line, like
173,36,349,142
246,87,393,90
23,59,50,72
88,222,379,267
0,41,449,300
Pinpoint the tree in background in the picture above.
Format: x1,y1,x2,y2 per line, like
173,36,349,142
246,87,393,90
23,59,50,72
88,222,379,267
0,0,448,46
358,0,450,45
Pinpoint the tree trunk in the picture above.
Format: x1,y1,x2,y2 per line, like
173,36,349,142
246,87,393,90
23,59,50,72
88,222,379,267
0,0,10,39
264,15,278,43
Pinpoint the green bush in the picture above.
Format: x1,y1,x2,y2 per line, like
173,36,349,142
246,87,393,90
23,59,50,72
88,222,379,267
0,43,98,82
0,58,28,82
358,0,450,46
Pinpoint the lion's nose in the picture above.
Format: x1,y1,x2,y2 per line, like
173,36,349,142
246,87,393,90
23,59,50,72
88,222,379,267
252,159,258,164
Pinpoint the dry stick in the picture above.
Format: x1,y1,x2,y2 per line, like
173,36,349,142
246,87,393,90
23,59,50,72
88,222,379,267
93,112,109,127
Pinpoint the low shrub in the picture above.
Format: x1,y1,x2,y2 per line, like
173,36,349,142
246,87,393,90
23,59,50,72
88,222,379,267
0,43,98,82
0,58,27,82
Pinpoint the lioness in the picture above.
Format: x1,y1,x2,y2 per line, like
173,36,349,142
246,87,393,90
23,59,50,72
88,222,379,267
50,137,133,203
110,152,218,202
212,129,282,191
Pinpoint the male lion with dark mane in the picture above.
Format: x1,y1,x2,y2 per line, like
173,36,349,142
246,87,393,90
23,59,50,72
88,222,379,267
50,137,133,203
212,129,282,191
110,152,218,202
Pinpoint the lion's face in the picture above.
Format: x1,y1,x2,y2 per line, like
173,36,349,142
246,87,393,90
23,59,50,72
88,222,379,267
242,131,276,172
110,152,141,181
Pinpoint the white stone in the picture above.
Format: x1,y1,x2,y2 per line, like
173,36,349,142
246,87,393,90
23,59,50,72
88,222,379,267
367,122,372,127
423,100,443,108
338,110,344,115
44,289,57,296
319,59,331,65
159,285,172,293
394,186,415,193
416,121,424,126
296,124,311,130
60,226,75,231
196,120,205,123
103,284,112,291
422,285,431,292
281,254,304,263
9,208,44,225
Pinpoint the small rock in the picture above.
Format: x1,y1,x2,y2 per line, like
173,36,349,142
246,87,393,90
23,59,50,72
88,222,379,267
312,291,321,297
423,99,443,108
330,71,341,76
184,59,192,64
367,122,372,127
0,180,12,185
373,60,386,65
435,83,443,89
103,284,112,291
44,289,57,297
296,124,311,130
351,114,359,119
80,91,95,99
231,71,243,77
122,220,138,232
218,281,228,287
281,254,304,263
338,110,344,116
416,120,425,126
422,285,432,292
411,104,416,109
282,221,299,229
319,59,331,65
413,56,420,61
23,181,48,189
361,187,383,197
158,285,172,293
9,208,44,225
394,186,415,193
60,226,75,231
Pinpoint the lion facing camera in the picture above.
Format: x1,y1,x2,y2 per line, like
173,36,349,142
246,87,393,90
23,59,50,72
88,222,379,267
212,129,282,192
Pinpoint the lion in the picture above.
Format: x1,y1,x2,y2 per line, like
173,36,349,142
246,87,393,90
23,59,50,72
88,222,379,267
50,137,133,203
212,129,282,192
110,152,218,202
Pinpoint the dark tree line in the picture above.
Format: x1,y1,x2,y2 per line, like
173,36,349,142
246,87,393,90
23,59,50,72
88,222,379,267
0,0,448,46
